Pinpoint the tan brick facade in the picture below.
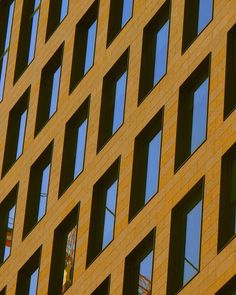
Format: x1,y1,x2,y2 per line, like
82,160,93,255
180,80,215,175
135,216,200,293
0,0,235,294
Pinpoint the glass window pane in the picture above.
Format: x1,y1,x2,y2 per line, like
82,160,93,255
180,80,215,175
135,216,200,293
16,109,27,159
49,66,61,118
60,0,69,22
3,204,16,261
29,268,39,295
102,180,118,249
138,250,153,294
153,20,169,86
183,200,202,285
0,53,8,100
4,1,15,51
197,0,213,34
191,78,209,153
84,20,97,74
62,225,77,294
28,8,40,64
37,163,51,221
112,71,127,134
145,131,161,203
73,119,87,179
121,0,133,27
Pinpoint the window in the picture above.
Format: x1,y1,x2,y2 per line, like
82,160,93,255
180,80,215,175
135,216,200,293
123,229,155,295
14,0,41,82
15,247,41,295
218,143,236,251
91,276,110,295
0,0,15,101
167,179,204,295
182,0,213,51
59,98,89,196
138,0,170,103
107,0,133,45
23,143,53,238
35,44,63,136
86,158,120,266
215,275,236,295
48,205,79,295
129,109,163,221
70,0,98,92
46,0,69,40
2,88,29,177
224,24,236,119
0,287,6,295
0,185,18,265
175,55,210,171
97,49,129,151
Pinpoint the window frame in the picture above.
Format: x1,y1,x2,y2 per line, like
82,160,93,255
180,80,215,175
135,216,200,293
174,54,211,173
86,158,120,267
22,142,54,239
167,178,205,295
128,108,164,222
138,0,171,104
0,0,15,102
106,0,134,47
97,49,129,153
90,275,111,295
58,97,90,197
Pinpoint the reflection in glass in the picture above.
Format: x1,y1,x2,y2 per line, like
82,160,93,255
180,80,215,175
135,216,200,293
84,20,97,74
121,0,133,27
73,119,88,179
3,204,16,262
102,180,118,249
183,200,202,285
138,250,153,295
191,78,209,153
145,131,161,203
112,71,127,134
60,0,69,22
0,0,15,100
153,20,169,86
16,109,27,159
28,0,41,64
49,66,61,118
197,0,213,34
29,268,39,295
62,225,77,294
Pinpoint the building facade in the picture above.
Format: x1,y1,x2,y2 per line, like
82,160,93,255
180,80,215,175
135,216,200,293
0,0,235,294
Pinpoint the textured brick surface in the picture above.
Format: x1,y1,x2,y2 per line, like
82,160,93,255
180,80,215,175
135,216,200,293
0,0,235,294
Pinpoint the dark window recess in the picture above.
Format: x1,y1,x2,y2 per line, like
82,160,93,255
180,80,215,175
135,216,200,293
182,0,213,51
59,98,89,196
14,0,41,82
123,229,155,295
0,184,18,265
224,24,236,119
86,158,120,266
167,178,204,295
107,0,133,45
46,0,69,40
35,44,64,136
97,49,129,151
70,0,98,92
218,143,236,251
0,287,6,295
215,275,236,295
129,108,163,221
2,88,29,177
23,142,53,238
138,0,170,103
175,55,210,171
48,205,79,295
91,276,110,295
15,247,41,295
0,0,15,101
